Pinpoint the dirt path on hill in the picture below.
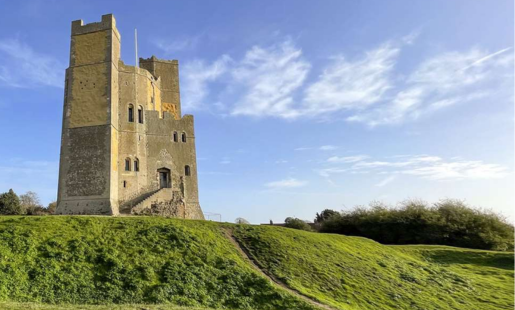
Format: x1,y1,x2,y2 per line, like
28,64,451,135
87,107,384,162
223,228,340,310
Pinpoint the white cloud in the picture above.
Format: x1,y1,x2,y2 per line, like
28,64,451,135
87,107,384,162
402,160,507,180
348,47,513,126
181,55,232,111
265,177,307,188
316,167,349,178
0,38,64,88
302,42,399,115
376,175,397,187
320,154,507,181
180,36,512,126
231,40,311,118
319,145,338,151
327,155,368,163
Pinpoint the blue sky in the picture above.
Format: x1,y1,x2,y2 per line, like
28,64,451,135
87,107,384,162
0,0,513,223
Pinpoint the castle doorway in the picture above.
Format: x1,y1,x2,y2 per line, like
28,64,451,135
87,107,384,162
157,168,171,188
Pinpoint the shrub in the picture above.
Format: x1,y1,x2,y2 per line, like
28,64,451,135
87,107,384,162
47,201,57,214
0,189,23,215
235,217,250,224
319,199,514,251
284,217,313,231
314,209,340,224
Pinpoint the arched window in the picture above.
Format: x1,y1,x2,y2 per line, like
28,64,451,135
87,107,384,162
173,131,178,142
182,132,187,143
125,158,131,171
138,106,144,124
185,165,191,176
134,158,139,172
128,104,134,122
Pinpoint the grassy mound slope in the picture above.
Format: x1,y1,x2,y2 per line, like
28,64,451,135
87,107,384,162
0,303,211,310
234,225,514,310
0,217,315,310
0,217,512,310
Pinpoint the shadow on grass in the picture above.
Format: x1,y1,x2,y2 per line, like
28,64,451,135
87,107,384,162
423,249,514,270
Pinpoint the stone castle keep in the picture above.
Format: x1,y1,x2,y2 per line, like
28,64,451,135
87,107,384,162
56,14,204,219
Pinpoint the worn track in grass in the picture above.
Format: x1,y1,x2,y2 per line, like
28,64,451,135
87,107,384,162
223,228,340,310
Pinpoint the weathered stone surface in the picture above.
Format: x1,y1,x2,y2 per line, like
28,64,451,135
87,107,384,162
56,14,203,219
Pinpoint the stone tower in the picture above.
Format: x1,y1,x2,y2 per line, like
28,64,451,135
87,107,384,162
56,14,203,219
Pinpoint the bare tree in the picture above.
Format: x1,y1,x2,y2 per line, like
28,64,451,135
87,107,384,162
20,191,44,215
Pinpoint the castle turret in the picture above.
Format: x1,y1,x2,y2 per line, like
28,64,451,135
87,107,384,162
56,14,121,214
139,56,181,119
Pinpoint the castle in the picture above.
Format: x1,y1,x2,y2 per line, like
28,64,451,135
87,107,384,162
56,14,203,219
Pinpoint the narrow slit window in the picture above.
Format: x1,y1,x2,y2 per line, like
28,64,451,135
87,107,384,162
185,165,191,176
134,158,139,172
138,106,143,123
173,131,178,142
125,158,131,171
123,181,127,188
182,132,187,143
128,104,134,122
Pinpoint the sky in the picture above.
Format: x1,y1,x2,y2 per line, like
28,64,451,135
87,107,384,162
0,0,513,224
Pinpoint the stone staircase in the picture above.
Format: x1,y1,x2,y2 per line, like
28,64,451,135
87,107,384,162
119,188,162,214
131,188,175,214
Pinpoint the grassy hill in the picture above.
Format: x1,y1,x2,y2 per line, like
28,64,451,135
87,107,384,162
0,216,512,310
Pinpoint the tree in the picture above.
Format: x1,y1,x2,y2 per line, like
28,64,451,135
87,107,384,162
0,189,22,215
47,201,57,214
314,209,340,224
284,217,313,231
20,191,45,215
235,217,250,224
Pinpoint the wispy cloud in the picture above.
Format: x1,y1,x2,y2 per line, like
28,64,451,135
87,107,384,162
265,177,307,188
181,36,512,126
302,42,399,115
320,154,507,181
347,47,513,126
230,40,311,118
152,35,200,54
375,175,396,187
0,38,64,88
181,39,311,116
401,161,507,180
458,47,512,71
319,145,338,151
327,155,369,163
316,167,349,178
181,55,232,111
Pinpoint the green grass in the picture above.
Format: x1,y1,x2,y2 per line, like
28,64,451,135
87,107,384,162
0,216,513,310
0,216,315,310
0,302,212,310
234,225,514,310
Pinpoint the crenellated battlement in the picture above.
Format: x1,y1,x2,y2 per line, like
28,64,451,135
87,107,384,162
118,60,162,86
71,14,120,39
140,56,178,65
